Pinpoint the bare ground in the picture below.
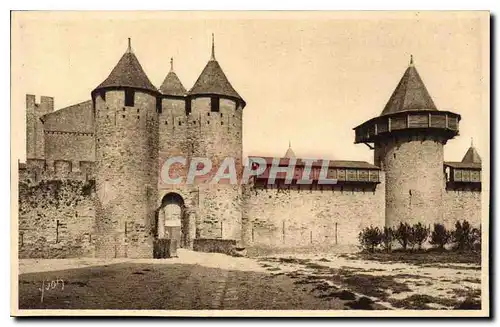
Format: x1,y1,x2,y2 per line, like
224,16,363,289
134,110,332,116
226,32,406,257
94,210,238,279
17,249,482,310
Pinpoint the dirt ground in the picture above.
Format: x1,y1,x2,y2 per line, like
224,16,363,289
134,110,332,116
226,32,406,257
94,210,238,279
17,249,482,310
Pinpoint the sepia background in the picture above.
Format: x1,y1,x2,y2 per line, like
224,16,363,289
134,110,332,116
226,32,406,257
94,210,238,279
11,11,488,164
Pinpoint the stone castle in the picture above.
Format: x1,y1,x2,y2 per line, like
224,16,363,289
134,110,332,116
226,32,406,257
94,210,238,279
18,38,482,258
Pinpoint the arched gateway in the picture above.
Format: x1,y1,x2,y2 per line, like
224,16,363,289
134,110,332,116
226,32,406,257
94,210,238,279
156,192,190,248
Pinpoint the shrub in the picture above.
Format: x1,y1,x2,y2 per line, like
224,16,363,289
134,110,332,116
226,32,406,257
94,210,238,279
394,222,412,250
358,226,383,253
451,220,478,252
429,223,451,250
411,222,430,250
381,227,394,253
471,227,481,253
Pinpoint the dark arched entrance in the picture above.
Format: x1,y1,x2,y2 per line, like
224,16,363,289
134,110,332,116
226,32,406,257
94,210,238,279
157,193,190,248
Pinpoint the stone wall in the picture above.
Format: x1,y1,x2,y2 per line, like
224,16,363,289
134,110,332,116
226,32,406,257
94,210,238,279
189,97,243,169
443,188,482,229
178,96,244,241
94,90,159,258
198,184,243,241
19,160,95,185
44,132,95,165
26,95,54,159
41,100,94,133
159,98,187,159
241,176,385,247
18,179,95,258
377,135,446,228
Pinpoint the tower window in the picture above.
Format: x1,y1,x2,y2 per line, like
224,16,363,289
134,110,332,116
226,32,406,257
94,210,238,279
211,96,220,112
125,89,135,107
185,99,191,114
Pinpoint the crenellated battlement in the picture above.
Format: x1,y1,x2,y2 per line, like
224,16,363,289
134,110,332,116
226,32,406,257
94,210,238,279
19,159,95,186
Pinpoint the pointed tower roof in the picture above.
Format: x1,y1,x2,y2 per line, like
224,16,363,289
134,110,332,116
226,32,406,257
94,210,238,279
159,57,187,96
93,38,158,94
284,141,296,159
462,139,482,164
380,55,437,116
188,34,245,105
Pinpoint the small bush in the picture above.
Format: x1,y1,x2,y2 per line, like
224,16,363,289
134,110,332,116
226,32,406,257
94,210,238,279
452,220,478,252
394,222,412,250
429,223,451,250
358,226,383,253
411,222,430,250
381,227,394,253
472,227,481,253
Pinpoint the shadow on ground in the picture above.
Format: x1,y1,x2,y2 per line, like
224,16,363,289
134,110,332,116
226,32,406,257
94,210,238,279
18,262,346,310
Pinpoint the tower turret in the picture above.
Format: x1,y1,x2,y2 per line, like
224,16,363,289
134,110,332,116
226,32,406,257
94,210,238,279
159,57,188,158
462,138,482,164
92,39,160,258
185,34,245,242
354,56,461,228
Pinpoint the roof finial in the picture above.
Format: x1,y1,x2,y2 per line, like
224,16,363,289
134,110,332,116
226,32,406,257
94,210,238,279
289,140,291,148
409,54,414,67
127,38,132,53
210,33,215,61
170,57,174,72
471,137,474,147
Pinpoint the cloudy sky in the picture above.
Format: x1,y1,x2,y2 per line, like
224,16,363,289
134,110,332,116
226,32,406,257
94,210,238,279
11,11,489,163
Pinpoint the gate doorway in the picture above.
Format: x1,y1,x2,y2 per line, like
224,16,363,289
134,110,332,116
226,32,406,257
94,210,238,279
157,193,190,248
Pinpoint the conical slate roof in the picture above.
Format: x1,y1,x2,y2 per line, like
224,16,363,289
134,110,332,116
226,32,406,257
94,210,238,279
188,35,244,103
380,57,437,116
188,60,243,101
159,58,187,96
462,142,482,164
94,39,158,94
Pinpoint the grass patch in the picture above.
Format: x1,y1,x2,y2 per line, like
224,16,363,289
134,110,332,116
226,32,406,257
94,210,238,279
455,298,481,310
452,288,481,299
354,250,480,265
345,297,375,310
305,262,329,270
389,294,458,310
338,273,412,300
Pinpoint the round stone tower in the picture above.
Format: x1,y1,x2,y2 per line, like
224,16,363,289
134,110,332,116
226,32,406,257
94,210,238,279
186,34,246,242
354,56,461,228
92,39,160,258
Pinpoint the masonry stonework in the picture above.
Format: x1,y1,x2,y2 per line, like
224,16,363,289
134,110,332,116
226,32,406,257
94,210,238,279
376,136,446,228
94,90,159,258
26,95,54,159
18,177,95,258
443,189,482,229
242,180,385,247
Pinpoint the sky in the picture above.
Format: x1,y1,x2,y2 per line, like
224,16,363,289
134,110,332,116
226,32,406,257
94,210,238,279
11,11,489,163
